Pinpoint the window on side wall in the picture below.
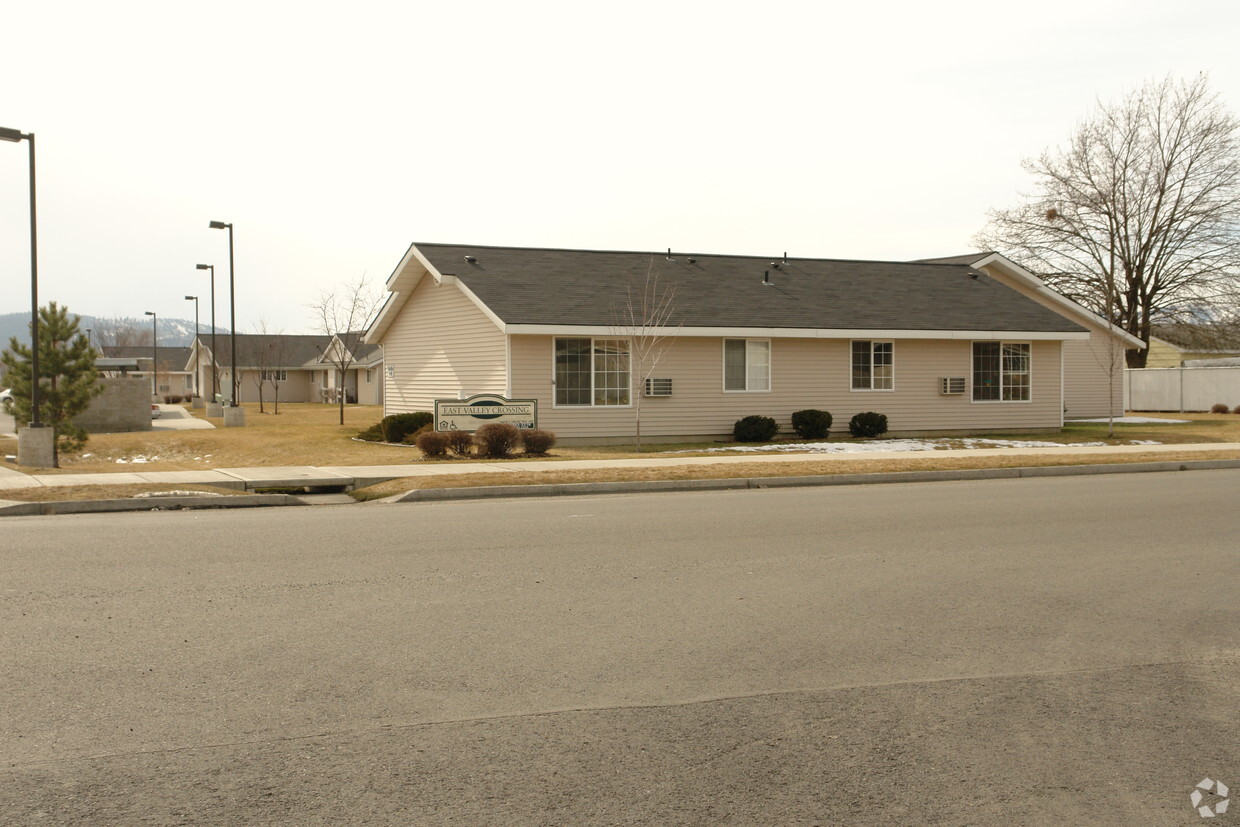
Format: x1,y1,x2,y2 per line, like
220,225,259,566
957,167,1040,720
851,340,893,390
554,337,631,406
972,342,1030,401
723,339,770,391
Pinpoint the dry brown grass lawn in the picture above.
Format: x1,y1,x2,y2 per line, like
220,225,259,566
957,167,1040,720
0,484,245,503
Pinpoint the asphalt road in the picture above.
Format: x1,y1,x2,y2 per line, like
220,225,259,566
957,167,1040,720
3,471,1239,824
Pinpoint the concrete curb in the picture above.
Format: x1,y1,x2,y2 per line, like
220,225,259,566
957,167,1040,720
0,493,307,518
390,458,1240,504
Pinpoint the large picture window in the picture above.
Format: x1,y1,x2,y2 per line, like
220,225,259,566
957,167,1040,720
555,337,630,406
723,339,770,391
973,342,1030,401
851,340,893,390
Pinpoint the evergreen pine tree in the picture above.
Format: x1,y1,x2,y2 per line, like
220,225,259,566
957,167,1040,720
0,303,103,466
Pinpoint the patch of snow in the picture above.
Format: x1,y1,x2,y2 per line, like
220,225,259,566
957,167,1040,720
133,490,224,499
1129,439,1162,445
666,437,1117,455
1069,416,1190,424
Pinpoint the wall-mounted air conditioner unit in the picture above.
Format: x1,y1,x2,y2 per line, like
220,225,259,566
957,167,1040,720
644,378,672,397
940,377,966,395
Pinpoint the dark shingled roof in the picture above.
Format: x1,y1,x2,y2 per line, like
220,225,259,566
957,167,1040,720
414,244,1086,333
101,346,192,373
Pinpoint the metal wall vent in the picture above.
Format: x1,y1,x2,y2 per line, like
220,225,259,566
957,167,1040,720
940,377,966,395
644,377,673,397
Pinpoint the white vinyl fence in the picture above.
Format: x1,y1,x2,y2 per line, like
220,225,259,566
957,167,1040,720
1125,366,1240,411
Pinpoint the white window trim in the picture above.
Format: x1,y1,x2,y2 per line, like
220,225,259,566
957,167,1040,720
722,338,772,393
971,340,1033,403
849,339,895,392
551,336,633,409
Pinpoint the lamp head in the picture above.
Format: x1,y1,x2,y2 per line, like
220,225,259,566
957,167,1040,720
208,221,228,230
0,126,24,142
195,263,212,270
185,295,197,301
144,311,155,317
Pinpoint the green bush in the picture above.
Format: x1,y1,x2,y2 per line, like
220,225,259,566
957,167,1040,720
521,429,557,454
416,431,450,458
356,423,385,442
791,409,832,439
447,430,474,457
848,411,888,438
382,412,433,443
733,415,779,442
475,423,521,458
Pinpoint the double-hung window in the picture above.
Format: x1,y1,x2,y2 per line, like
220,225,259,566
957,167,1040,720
972,342,1030,401
723,339,770,391
555,337,630,406
851,341,893,390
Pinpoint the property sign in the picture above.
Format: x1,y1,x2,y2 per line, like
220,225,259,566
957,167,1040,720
434,394,538,432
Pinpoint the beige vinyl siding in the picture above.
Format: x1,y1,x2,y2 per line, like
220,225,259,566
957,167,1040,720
511,335,1062,439
979,266,1124,418
379,276,506,414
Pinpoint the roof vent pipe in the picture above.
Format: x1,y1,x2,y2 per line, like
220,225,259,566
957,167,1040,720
763,270,770,284
666,247,673,261
783,251,787,263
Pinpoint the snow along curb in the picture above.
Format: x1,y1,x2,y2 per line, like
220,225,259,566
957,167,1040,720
388,458,1240,503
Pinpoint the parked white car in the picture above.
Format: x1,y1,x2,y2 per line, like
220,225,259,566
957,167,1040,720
0,388,12,408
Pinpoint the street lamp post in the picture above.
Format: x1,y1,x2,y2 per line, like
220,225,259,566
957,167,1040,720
184,295,199,397
143,311,158,398
195,263,218,400
207,222,236,406
0,125,42,429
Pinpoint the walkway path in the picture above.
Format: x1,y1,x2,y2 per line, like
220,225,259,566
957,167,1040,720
2,441,1239,493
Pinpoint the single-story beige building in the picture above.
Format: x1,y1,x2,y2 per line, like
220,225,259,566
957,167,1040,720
189,333,384,406
366,243,1141,442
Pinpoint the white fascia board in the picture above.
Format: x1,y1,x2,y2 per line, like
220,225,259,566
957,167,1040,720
976,253,1146,349
452,278,507,333
366,249,433,344
367,244,506,343
502,324,1088,341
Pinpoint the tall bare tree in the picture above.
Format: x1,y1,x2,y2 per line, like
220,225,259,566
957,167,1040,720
976,75,1240,367
610,261,680,451
309,275,384,424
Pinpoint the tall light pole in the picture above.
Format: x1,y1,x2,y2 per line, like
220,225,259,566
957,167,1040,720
0,126,42,428
208,222,236,406
143,311,158,397
195,263,218,400
184,295,199,397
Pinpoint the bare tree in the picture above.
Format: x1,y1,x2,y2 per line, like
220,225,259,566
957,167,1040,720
610,261,680,451
976,75,1240,367
309,275,384,424
249,325,276,414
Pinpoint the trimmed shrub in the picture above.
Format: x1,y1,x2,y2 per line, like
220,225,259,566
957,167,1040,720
356,423,385,442
791,409,832,439
733,415,779,442
416,431,450,458
447,430,474,457
1211,403,1230,414
381,412,433,443
475,422,521,458
848,411,889,438
407,424,433,443
522,429,557,454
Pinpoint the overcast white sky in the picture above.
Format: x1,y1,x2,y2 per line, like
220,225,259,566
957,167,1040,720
3,0,1240,334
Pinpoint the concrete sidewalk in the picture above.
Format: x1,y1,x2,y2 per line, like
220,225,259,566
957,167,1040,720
1,441,1239,493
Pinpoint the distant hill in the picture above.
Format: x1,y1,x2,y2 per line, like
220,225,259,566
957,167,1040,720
0,312,226,349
